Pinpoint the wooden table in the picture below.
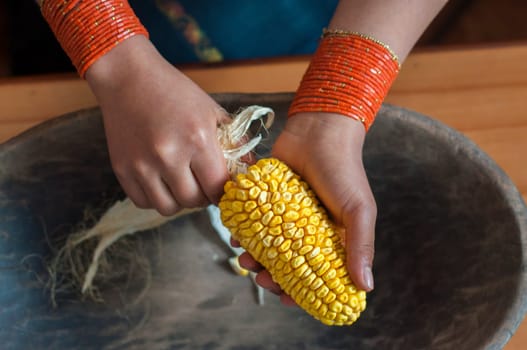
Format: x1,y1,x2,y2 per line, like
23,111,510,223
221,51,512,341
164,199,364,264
1,44,526,349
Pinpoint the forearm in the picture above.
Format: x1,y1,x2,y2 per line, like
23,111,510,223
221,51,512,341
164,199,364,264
329,0,448,62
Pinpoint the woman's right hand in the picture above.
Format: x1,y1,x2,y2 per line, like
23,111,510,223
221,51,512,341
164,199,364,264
85,36,229,215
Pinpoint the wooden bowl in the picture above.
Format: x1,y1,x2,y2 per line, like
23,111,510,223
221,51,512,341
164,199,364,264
1,93,526,349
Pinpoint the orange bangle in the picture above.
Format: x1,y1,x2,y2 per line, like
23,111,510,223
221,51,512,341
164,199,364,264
288,29,400,131
41,0,149,78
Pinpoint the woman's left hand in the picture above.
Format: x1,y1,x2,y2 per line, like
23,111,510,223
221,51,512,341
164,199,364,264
236,112,377,304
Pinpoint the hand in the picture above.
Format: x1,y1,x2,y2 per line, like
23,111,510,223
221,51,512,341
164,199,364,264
86,36,229,215
238,112,377,303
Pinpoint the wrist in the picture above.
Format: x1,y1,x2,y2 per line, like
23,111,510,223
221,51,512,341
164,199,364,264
85,35,160,95
285,112,366,148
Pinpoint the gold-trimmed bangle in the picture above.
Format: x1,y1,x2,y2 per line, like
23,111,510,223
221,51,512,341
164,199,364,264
41,0,149,78
322,28,400,68
288,30,400,131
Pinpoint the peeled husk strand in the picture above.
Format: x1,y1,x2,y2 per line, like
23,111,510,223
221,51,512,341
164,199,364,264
47,106,274,302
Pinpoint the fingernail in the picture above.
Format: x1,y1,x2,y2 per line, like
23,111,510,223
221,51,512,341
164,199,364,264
363,266,374,291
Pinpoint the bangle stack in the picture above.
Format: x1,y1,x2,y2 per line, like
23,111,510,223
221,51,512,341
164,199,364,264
288,28,400,131
40,0,149,77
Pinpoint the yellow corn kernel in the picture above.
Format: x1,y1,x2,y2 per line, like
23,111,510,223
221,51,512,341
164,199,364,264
281,272,295,284
335,284,346,295
272,202,287,215
306,290,316,304
260,203,272,213
248,186,261,199
231,201,244,213
338,292,349,304
244,200,258,212
232,213,248,223
322,268,337,282
331,258,344,269
257,191,268,205
252,241,264,260
291,239,303,251
312,299,322,311
224,188,237,200
335,314,348,325
250,221,264,233
305,225,317,236
270,191,281,203
308,213,320,224
310,277,324,291
283,210,300,222
302,273,317,287
316,285,330,299
258,181,269,191
342,304,354,316
298,245,313,255
268,226,282,236
238,229,253,238
277,239,292,253
269,179,279,192
238,179,255,189
238,220,252,229
266,247,279,260
280,250,293,262
261,211,274,225
274,259,285,271
272,235,285,247
329,300,343,314
316,261,331,276
235,189,248,201
269,215,283,227
247,169,261,182
304,235,316,246
219,158,366,326
293,228,305,240
300,208,312,217
262,235,273,248
294,263,309,278
283,228,296,239
291,256,305,269
327,278,340,290
282,262,293,274
324,291,337,304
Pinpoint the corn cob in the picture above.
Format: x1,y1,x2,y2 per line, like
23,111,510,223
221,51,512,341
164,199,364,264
219,158,366,326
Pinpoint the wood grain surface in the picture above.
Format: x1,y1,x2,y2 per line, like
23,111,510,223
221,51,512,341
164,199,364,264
0,44,526,349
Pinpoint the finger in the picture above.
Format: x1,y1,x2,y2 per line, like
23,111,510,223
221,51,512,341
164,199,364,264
190,143,229,205
215,106,231,125
255,270,282,295
230,237,241,248
238,252,263,273
162,166,209,208
343,199,377,292
117,175,150,209
138,174,180,216
280,293,297,306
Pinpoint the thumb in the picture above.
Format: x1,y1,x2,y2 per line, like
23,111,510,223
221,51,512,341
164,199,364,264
342,198,377,292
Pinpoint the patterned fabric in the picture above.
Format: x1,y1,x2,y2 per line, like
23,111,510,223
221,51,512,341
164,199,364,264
129,0,339,65
154,0,223,63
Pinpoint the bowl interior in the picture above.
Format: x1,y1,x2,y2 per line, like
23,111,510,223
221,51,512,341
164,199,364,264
0,93,526,350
